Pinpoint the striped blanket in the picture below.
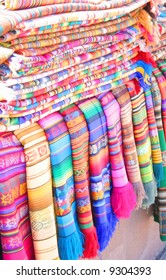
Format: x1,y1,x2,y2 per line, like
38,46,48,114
0,132,34,260
126,81,157,208
151,72,166,241
38,112,84,260
14,124,59,260
111,85,145,208
60,104,99,258
98,91,136,218
78,98,118,252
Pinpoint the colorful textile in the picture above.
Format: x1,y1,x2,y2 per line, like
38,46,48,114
0,0,164,258
2,0,104,10
153,68,166,141
0,235,2,259
126,81,157,209
157,60,166,77
60,104,99,258
14,124,59,260
158,60,166,77
0,46,13,65
78,98,118,252
0,0,150,36
111,85,145,208
98,91,136,218
144,87,163,186
1,0,143,11
0,132,34,260
151,73,166,241
38,112,84,260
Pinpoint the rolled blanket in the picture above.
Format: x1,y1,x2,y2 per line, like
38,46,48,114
98,91,136,218
111,85,145,209
1,0,137,11
38,112,84,260
60,103,99,258
78,98,118,252
0,131,34,260
126,80,157,208
14,123,59,260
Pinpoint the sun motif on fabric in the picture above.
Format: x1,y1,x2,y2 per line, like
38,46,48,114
0,193,13,206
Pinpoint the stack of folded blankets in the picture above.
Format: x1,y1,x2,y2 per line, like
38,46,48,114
0,0,165,260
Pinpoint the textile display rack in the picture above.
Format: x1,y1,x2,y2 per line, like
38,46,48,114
0,0,166,260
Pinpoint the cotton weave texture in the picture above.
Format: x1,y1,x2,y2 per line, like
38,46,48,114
0,0,166,259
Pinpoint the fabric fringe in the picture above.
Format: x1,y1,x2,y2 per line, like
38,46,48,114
82,227,99,259
96,208,118,253
96,222,109,253
110,182,137,219
134,9,160,46
141,178,157,209
58,226,84,260
136,60,153,77
107,209,119,241
153,163,164,187
132,182,146,209
136,51,157,68
58,214,84,260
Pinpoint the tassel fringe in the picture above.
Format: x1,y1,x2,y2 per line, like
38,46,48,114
133,181,146,209
134,9,160,46
96,208,118,252
82,227,99,259
141,178,157,209
111,182,137,219
96,222,110,253
58,228,84,260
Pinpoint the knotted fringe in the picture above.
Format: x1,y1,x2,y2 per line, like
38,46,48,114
96,208,118,252
142,178,158,209
82,227,99,259
111,182,136,219
58,224,84,260
153,163,164,187
132,182,146,209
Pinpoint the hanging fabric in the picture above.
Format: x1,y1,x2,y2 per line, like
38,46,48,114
78,98,118,252
151,73,166,242
153,67,166,141
126,81,157,209
0,132,34,260
98,91,136,218
38,112,84,260
60,103,99,258
14,124,59,260
143,87,163,186
111,85,145,208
